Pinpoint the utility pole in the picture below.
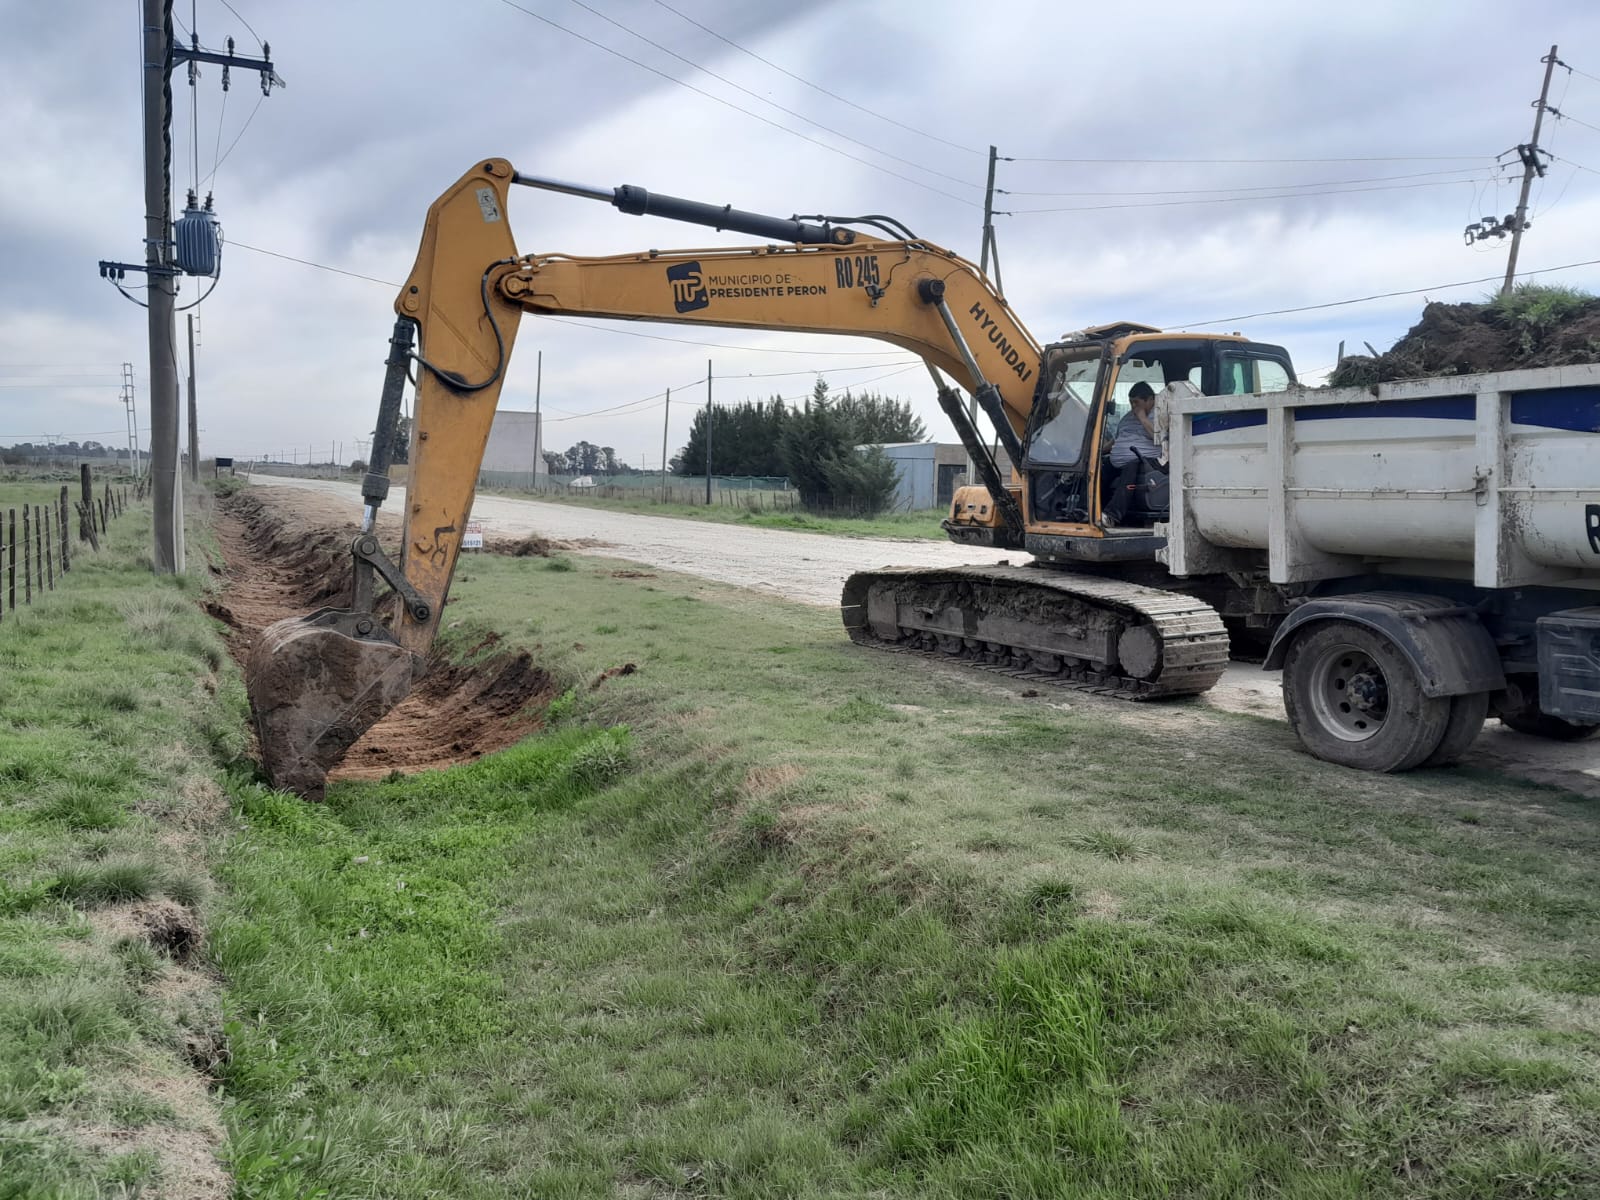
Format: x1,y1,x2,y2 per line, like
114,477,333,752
185,313,199,482
534,350,543,480
1502,45,1559,296
121,362,139,478
704,360,713,506
660,386,671,503
117,3,280,572
141,0,182,570
971,145,1007,489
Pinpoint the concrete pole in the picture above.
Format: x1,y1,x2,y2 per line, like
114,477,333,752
186,312,199,482
1503,45,1559,296
143,0,182,571
660,386,671,502
534,350,543,480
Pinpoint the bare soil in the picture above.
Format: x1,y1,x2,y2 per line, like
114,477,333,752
214,490,556,785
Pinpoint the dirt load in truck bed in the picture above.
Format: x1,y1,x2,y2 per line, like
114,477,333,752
1329,285,1600,386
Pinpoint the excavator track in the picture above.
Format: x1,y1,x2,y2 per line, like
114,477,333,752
841,564,1229,700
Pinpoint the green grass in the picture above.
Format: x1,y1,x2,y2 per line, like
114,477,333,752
0,493,241,1197
216,547,1600,1198
480,484,951,539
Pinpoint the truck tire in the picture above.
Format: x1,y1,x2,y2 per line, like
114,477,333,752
1423,691,1490,767
1282,621,1451,772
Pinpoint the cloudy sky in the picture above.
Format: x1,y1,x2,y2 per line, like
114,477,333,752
5,0,1600,468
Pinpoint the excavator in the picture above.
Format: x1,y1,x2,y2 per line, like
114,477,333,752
246,158,1299,796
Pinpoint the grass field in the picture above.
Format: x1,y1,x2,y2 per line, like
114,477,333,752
3,488,1594,1196
213,545,1600,1198
0,495,244,1196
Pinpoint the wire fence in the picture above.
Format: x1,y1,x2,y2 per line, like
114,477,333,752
0,467,140,625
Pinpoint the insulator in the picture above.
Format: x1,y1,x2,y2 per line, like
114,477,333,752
174,197,222,276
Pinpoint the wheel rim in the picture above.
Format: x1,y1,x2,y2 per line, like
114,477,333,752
1306,641,1390,742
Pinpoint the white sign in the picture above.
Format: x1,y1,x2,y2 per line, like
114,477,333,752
462,519,484,550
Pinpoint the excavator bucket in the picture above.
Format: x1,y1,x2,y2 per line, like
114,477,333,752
246,610,423,799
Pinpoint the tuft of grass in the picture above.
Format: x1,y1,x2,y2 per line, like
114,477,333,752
1065,828,1147,861
49,860,166,907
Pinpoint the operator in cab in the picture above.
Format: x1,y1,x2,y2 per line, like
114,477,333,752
1101,381,1159,529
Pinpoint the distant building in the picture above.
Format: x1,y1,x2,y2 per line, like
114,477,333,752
480,409,544,484
861,442,1006,511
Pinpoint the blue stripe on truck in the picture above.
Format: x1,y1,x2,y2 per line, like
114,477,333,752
1511,387,1600,433
1189,387,1600,436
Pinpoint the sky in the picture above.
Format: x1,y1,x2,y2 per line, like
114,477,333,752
4,0,1600,469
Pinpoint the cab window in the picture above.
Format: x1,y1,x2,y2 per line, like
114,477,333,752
1220,354,1291,395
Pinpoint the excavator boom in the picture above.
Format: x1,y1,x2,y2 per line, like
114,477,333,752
247,158,1042,795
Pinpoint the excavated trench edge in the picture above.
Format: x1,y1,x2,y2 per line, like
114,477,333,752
213,489,556,784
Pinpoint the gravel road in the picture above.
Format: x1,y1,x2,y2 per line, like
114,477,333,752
250,474,1599,795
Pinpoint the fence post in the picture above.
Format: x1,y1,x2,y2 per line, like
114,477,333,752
33,506,43,596
7,509,14,610
79,464,93,541
99,498,107,534
58,487,69,574
22,506,31,605
44,509,53,591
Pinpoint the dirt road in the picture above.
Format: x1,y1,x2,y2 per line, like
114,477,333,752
249,475,1599,795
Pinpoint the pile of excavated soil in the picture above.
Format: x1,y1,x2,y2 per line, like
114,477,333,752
1329,292,1600,386
214,489,555,787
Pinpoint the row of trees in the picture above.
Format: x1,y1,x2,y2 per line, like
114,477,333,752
0,441,135,465
673,382,925,513
388,379,927,515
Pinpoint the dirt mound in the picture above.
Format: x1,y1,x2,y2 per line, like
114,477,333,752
1329,287,1600,386
485,532,597,557
214,489,556,789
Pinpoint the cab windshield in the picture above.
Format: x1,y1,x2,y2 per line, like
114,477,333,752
1027,354,1100,466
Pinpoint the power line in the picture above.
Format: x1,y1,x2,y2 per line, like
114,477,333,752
200,92,264,189
230,241,401,287
651,0,983,159
228,241,916,358
998,165,1499,199
1555,56,1600,87
1005,176,1486,215
1547,105,1600,137
1009,153,1492,165
491,0,980,207
1170,255,1600,329
561,0,976,192
217,0,263,48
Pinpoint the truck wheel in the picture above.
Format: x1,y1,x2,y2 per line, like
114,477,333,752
1282,622,1451,772
1499,708,1600,742
1422,691,1490,767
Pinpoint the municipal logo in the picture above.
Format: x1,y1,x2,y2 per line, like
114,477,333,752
668,261,707,313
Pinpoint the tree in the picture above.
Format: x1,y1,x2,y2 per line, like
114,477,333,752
542,450,565,476
676,398,790,476
776,378,911,514
561,441,601,474
835,390,926,444
823,445,900,515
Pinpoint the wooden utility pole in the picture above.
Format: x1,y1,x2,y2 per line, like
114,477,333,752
704,361,713,506
660,386,671,503
186,313,199,481
972,145,1006,487
534,350,543,481
1502,45,1559,296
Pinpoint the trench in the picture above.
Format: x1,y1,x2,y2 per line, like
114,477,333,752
211,489,555,784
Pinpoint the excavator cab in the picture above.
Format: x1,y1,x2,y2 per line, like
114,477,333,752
951,330,1296,562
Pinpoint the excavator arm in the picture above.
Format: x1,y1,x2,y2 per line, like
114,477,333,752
247,158,1040,795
